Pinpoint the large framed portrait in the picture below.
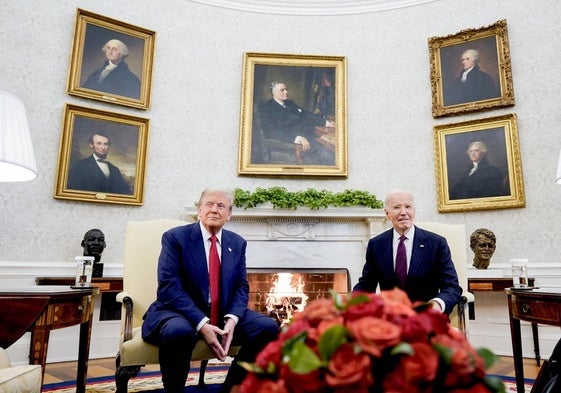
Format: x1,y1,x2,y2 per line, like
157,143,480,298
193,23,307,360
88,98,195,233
434,113,525,213
66,8,156,110
238,52,347,177
428,19,514,118
54,104,150,206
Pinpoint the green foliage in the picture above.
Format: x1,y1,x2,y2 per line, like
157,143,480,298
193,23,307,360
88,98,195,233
233,187,383,210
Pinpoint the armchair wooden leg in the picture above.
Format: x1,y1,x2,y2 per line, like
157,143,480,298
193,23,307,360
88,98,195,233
457,297,467,336
198,359,209,387
115,353,141,393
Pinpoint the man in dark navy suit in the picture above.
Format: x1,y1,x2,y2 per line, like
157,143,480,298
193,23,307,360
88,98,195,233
353,189,461,314
142,189,278,393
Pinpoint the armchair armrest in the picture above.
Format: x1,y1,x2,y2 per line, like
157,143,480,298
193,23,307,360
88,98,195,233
116,291,134,342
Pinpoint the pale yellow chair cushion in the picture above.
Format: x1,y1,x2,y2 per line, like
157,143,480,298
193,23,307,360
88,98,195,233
0,348,41,393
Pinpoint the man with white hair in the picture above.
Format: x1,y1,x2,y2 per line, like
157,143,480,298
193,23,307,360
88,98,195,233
445,48,499,106
82,38,141,99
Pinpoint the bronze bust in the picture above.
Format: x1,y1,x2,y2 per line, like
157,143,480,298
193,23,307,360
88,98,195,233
81,228,106,277
469,228,496,269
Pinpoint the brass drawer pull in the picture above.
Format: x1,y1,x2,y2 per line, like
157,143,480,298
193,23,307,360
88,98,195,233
522,303,530,313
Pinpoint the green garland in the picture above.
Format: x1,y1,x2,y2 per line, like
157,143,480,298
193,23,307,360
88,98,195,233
233,187,383,210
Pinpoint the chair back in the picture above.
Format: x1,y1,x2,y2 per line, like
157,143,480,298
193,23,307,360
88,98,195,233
415,222,467,291
123,219,186,329
415,222,471,333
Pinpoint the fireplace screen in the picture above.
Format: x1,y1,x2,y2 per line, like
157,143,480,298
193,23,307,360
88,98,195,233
247,268,350,326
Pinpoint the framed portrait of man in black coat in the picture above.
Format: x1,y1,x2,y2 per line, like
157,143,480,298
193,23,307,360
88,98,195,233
433,113,525,213
66,9,155,110
238,52,348,178
54,104,149,206
428,19,515,118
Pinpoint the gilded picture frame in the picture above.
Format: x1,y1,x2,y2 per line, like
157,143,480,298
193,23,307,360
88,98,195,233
428,19,514,118
54,104,150,206
66,8,155,110
238,52,347,177
434,113,525,213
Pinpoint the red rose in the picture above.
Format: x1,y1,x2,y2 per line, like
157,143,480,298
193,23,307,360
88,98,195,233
240,373,289,393
448,382,493,393
294,298,337,326
379,287,413,307
326,343,372,392
280,365,326,393
343,293,385,321
254,340,283,370
383,342,439,393
346,316,401,357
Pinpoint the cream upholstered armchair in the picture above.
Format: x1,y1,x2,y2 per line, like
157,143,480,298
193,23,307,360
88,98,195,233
415,222,474,335
115,219,240,393
0,347,41,393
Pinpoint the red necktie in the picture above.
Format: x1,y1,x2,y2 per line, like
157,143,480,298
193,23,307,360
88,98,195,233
209,235,221,326
395,235,407,287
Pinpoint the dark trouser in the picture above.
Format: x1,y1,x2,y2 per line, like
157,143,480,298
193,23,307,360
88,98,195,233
147,309,279,393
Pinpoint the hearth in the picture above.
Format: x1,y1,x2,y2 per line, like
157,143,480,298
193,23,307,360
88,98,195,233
247,268,350,326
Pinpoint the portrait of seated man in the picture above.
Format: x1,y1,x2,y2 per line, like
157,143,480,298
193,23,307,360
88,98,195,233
254,81,335,166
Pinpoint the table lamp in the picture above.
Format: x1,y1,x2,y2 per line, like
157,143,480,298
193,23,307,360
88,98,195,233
0,90,37,182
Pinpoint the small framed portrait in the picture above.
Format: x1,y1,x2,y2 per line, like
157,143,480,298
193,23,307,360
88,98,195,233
54,104,150,206
434,113,525,213
66,8,156,110
428,19,514,118
238,52,347,177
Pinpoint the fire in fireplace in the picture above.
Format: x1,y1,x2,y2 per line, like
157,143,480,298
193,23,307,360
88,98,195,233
247,268,350,326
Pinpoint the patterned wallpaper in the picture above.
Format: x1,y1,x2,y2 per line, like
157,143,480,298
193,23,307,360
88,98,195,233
1,0,560,270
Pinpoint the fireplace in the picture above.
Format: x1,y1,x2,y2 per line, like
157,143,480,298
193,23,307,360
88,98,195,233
247,268,350,325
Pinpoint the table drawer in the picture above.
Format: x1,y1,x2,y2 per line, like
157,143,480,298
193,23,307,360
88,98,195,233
46,297,91,327
512,298,561,324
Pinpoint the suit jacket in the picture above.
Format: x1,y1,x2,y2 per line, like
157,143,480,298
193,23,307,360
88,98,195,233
82,60,141,99
353,226,461,314
67,155,131,195
258,98,325,143
444,65,499,106
450,157,508,200
142,222,249,338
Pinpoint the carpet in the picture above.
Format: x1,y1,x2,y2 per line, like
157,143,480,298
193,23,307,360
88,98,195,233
42,370,532,393
42,366,228,393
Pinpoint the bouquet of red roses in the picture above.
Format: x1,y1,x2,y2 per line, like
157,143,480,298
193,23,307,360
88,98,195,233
240,288,505,393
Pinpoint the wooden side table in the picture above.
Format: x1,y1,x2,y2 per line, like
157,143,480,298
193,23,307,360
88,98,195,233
468,277,540,366
36,277,123,320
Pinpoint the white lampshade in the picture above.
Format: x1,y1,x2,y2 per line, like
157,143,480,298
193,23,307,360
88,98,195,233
557,149,561,185
0,90,37,182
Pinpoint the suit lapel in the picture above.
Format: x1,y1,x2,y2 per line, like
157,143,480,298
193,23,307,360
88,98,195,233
190,223,210,301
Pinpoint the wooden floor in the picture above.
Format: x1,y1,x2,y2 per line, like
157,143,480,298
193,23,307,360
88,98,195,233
43,356,540,385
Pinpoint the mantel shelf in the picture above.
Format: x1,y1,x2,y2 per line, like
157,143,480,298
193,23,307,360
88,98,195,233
183,206,386,221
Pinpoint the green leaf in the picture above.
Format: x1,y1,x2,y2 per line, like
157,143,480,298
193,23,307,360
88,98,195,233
390,342,414,356
483,375,506,393
287,340,323,374
478,347,499,369
318,325,348,360
433,342,454,364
